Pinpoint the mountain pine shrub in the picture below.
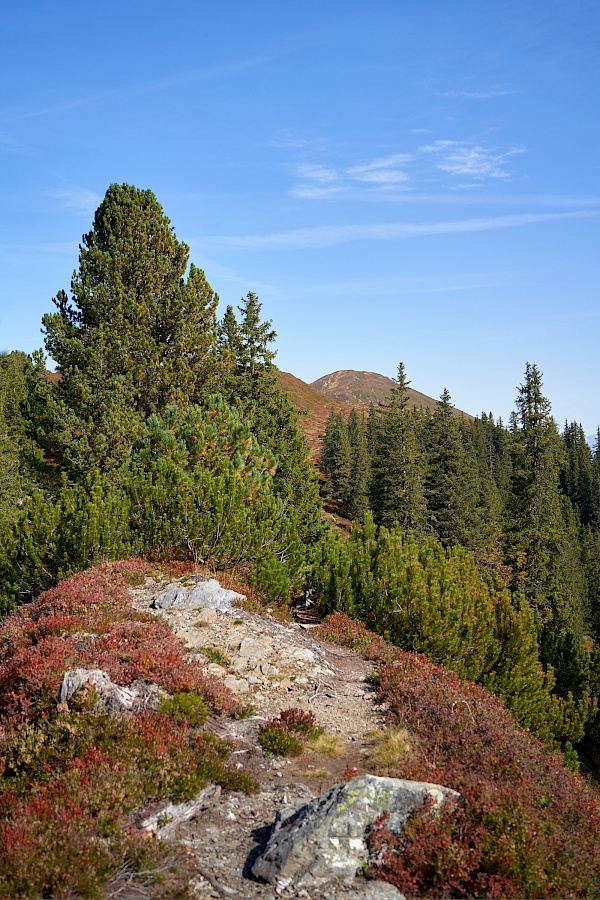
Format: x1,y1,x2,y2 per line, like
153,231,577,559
310,515,594,746
0,397,303,613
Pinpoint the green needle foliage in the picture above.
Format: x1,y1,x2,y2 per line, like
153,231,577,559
371,363,426,530
31,183,223,480
219,294,321,543
424,388,481,547
0,397,303,612
310,513,594,747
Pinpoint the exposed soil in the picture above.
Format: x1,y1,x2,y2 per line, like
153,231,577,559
125,576,392,899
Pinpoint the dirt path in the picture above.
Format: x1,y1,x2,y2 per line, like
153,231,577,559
128,576,390,899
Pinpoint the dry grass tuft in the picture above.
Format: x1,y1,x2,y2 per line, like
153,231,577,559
306,733,346,756
292,767,330,779
369,726,414,770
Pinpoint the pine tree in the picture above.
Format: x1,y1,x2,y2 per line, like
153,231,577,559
32,184,222,478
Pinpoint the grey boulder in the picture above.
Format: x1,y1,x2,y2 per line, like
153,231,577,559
251,774,459,889
57,668,165,714
151,578,245,612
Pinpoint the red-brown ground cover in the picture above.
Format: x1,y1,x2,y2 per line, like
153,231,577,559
0,560,255,898
317,612,600,899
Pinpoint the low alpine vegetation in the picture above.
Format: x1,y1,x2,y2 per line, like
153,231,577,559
0,562,257,899
317,612,600,899
258,707,322,756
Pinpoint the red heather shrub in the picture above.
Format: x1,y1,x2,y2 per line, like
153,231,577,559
318,612,600,898
315,611,398,665
0,561,256,897
0,559,238,721
0,713,253,898
278,707,318,735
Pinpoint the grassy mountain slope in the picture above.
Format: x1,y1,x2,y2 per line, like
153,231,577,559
311,369,473,420
276,370,370,458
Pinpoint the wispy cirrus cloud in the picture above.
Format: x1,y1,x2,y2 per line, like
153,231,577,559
347,153,412,186
199,209,600,251
420,140,524,180
440,89,518,99
290,139,524,199
49,186,102,217
292,153,412,197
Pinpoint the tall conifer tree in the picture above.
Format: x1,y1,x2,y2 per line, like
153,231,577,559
218,295,321,541
32,184,222,478
506,364,586,639
371,363,426,530
346,408,370,523
424,388,480,546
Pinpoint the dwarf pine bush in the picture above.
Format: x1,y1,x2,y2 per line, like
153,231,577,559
310,516,594,747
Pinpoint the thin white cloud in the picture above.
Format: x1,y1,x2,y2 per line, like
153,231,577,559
296,163,339,183
440,90,518,99
292,184,346,199
292,152,412,197
50,187,102,217
200,209,600,251
347,153,412,176
290,140,523,200
347,154,412,188
420,141,523,180
353,170,409,186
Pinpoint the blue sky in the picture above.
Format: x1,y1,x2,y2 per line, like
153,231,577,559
1,1,598,435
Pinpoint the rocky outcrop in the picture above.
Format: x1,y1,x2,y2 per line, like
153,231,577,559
251,774,459,890
151,577,245,612
57,668,166,714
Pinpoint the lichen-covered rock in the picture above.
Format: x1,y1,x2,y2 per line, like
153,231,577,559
251,774,459,888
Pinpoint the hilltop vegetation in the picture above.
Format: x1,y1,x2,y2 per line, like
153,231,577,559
311,368,469,417
1,182,600,896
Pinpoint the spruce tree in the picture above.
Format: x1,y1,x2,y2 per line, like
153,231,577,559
370,363,426,530
505,364,591,720
322,410,353,507
424,388,480,547
32,184,222,478
0,352,41,521
220,292,277,404
591,429,600,530
346,408,370,523
506,364,584,629
219,295,321,542
561,422,594,525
